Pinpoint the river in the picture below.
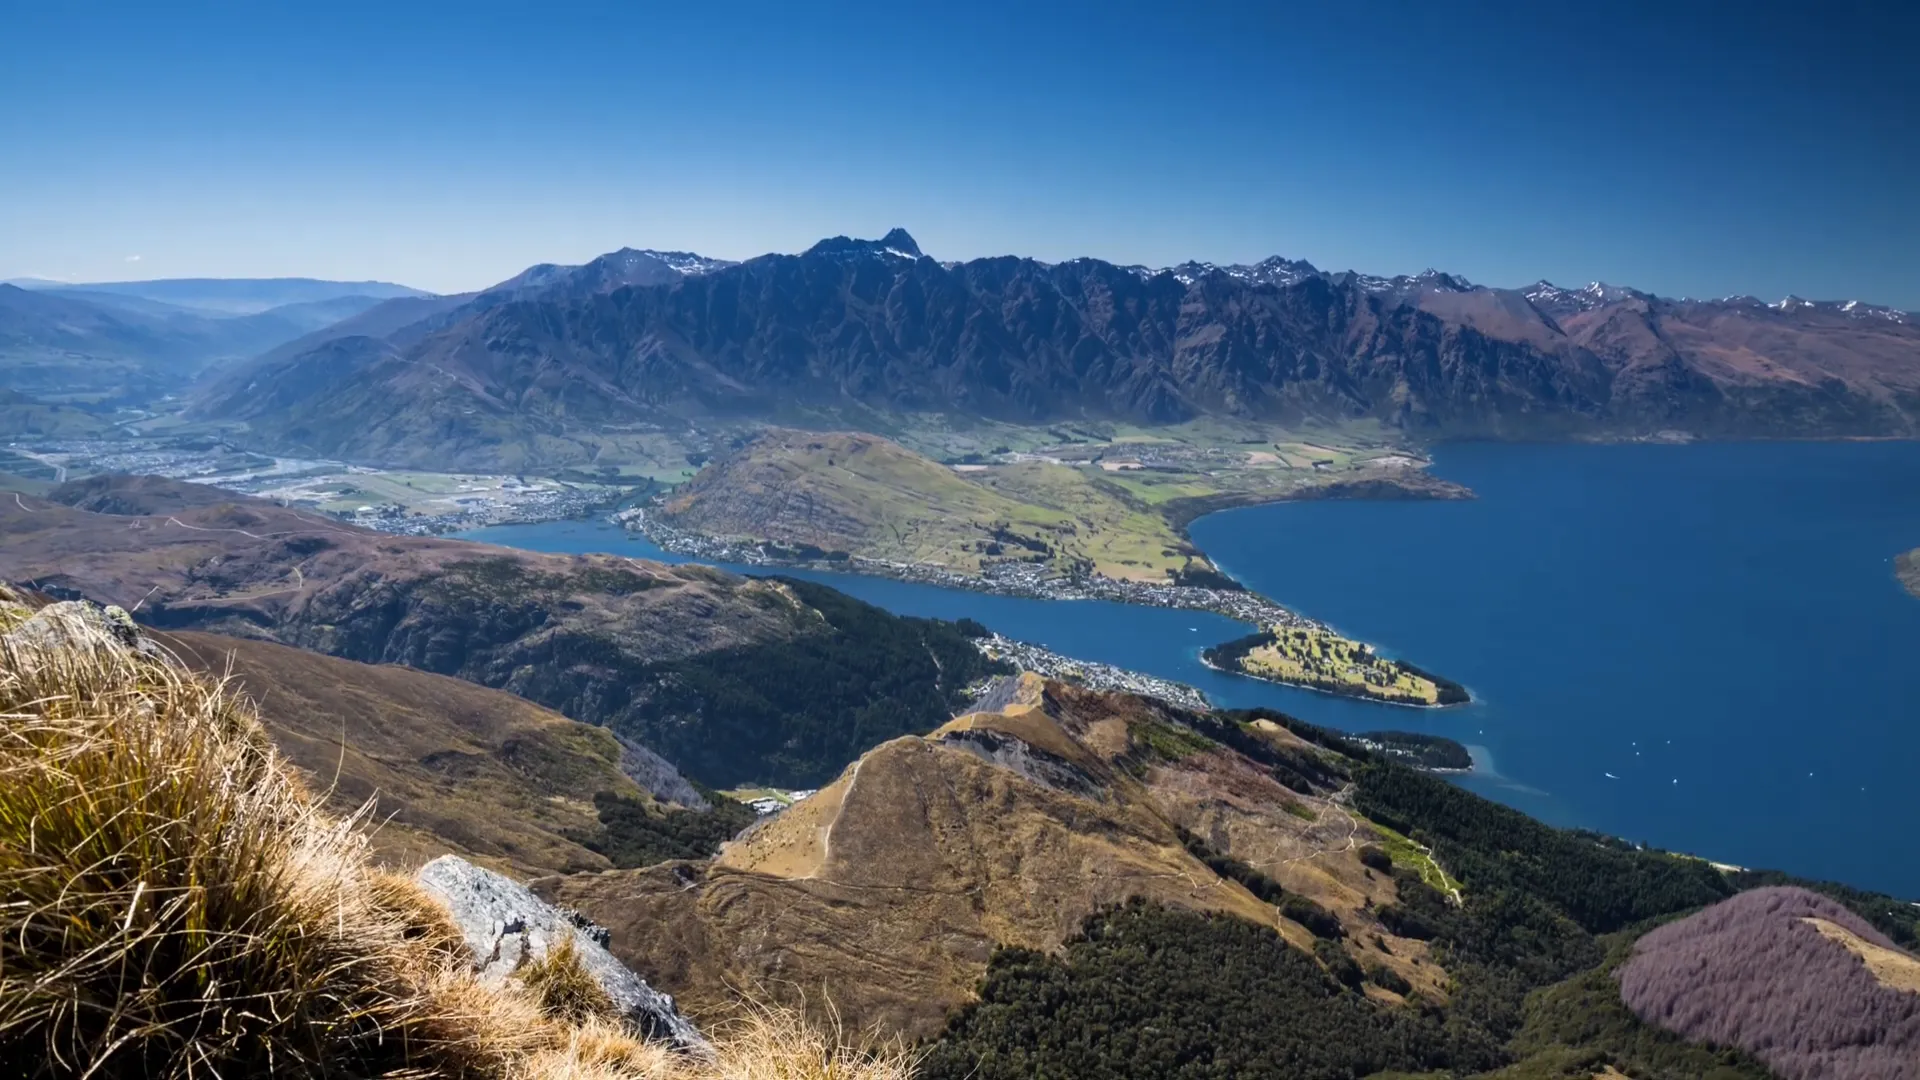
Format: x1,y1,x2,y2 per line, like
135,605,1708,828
457,440,1920,898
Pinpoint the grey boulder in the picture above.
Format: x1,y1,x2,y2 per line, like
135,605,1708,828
415,854,708,1054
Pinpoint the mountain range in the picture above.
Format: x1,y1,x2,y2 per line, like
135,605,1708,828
3,275,428,315
0,276,431,403
189,229,1920,469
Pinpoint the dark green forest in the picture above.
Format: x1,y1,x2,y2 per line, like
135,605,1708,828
570,787,759,868
1360,730,1474,771
920,901,1503,1080
615,578,1009,788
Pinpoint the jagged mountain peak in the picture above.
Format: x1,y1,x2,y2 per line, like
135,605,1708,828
594,247,734,276
804,228,924,262
483,247,735,297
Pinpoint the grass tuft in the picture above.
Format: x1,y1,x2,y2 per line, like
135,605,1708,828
521,937,622,1025
0,600,920,1080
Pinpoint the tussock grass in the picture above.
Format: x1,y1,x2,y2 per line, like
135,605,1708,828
521,938,622,1026
0,603,920,1080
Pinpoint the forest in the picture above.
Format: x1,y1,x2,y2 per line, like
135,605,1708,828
1358,730,1475,770
613,579,1009,788
1618,886,1920,1080
570,788,760,868
920,900,1504,1080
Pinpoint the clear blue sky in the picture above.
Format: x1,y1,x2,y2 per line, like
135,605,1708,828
4,1,1915,306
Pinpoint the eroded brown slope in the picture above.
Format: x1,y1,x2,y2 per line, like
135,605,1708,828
157,629,691,877
0,473,810,712
540,677,1444,1038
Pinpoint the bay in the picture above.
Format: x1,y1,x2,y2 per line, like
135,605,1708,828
457,440,1920,897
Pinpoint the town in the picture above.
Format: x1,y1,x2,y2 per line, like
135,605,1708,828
968,634,1211,713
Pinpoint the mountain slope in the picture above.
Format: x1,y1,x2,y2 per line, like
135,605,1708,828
543,677,1456,1038
1619,886,1920,1080
157,628,700,876
197,231,1920,469
0,473,1005,790
543,672,1920,1077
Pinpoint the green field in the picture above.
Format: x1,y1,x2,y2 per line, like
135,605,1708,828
1367,822,1463,896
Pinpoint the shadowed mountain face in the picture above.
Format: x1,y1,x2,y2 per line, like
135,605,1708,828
195,231,1920,468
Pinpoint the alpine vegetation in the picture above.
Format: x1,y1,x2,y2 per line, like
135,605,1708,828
0,588,918,1080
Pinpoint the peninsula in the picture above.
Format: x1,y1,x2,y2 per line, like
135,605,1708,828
1204,626,1470,708
623,424,1472,705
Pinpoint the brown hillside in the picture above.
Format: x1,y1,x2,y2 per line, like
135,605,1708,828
157,630,692,877
540,676,1445,1039
0,477,798,671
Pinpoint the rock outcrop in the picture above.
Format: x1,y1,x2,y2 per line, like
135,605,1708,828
416,854,709,1055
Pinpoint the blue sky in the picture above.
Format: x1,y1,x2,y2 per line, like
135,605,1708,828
3,1,1915,306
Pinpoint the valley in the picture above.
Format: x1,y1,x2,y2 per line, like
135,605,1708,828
1,432,626,532
13,10,1920,1078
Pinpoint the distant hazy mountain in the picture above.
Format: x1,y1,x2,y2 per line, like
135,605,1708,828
196,230,1920,468
6,276,430,316
0,282,405,403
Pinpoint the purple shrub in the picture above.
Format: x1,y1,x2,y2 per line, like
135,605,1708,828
1618,886,1920,1080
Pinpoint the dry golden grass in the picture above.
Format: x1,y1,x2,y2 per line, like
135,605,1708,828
521,938,623,1025
1803,917,1920,994
0,597,920,1080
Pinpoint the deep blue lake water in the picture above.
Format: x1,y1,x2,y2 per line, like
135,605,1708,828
457,441,1920,898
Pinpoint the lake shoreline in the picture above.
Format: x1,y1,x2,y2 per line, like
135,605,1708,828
612,502,1484,707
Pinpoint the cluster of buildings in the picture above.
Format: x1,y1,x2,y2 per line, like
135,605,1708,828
970,633,1210,712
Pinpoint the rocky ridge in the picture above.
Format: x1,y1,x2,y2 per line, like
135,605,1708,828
194,229,1920,470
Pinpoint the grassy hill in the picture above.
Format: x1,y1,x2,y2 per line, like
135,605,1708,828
1619,886,1920,1079
659,429,1216,582
546,674,1919,1079
158,629,699,876
1206,626,1471,707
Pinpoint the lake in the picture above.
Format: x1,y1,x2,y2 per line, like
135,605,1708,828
458,441,1920,898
